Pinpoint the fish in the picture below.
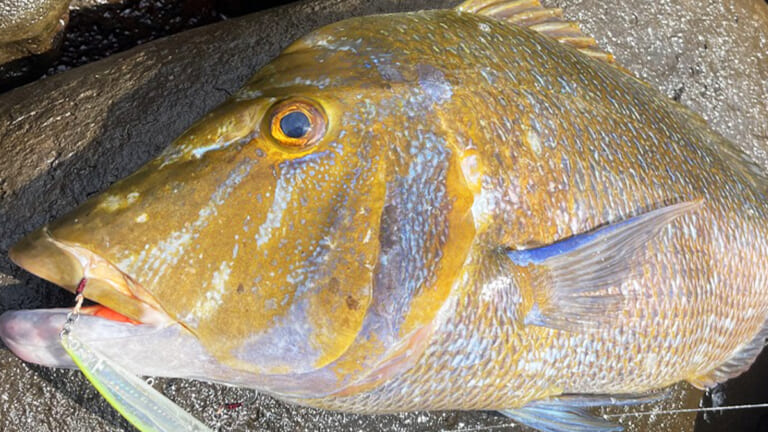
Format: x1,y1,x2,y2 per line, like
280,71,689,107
1,0,768,431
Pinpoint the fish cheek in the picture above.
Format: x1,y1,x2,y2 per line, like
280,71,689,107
208,146,385,374
304,257,376,369
300,177,386,370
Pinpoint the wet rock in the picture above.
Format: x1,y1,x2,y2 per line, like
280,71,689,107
1,0,767,431
0,0,70,90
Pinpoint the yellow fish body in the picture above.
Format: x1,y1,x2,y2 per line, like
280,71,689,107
2,1,767,430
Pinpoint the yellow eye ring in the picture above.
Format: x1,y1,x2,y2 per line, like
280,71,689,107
267,98,327,149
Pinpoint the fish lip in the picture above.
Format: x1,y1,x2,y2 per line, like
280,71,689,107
9,228,172,326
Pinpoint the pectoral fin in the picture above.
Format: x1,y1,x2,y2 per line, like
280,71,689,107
501,390,670,432
501,403,621,432
507,200,702,331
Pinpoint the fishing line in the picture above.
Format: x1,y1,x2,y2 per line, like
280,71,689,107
602,402,768,418
446,402,768,432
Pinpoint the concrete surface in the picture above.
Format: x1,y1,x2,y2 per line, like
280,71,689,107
1,0,767,431
49,0,224,79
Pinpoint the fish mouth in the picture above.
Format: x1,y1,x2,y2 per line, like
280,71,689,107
1,229,270,388
8,228,170,326
0,228,180,370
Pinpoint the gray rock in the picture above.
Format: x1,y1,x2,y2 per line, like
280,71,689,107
1,0,767,431
0,0,70,88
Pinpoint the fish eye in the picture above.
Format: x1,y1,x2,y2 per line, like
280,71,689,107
280,112,311,139
267,98,327,149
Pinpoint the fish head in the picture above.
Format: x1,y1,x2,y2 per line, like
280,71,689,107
3,13,476,396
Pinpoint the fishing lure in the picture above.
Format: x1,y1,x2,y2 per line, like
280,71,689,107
60,282,212,432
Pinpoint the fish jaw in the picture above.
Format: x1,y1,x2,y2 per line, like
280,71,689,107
0,308,264,385
8,228,171,326
0,308,165,369
2,226,179,370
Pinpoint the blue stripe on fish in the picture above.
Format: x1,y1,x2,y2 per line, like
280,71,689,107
507,216,639,266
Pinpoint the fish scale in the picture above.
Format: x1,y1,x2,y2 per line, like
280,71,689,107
2,1,768,431
292,8,768,412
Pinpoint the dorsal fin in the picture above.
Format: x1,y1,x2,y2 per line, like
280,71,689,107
456,0,619,67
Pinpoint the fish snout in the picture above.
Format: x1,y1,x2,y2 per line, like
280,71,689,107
9,229,83,293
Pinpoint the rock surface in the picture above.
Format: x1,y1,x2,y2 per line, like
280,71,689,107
0,0,69,63
1,0,768,431
1,0,299,92
49,0,224,78
0,0,70,88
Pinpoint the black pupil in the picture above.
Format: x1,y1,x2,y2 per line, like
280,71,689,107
280,111,311,139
